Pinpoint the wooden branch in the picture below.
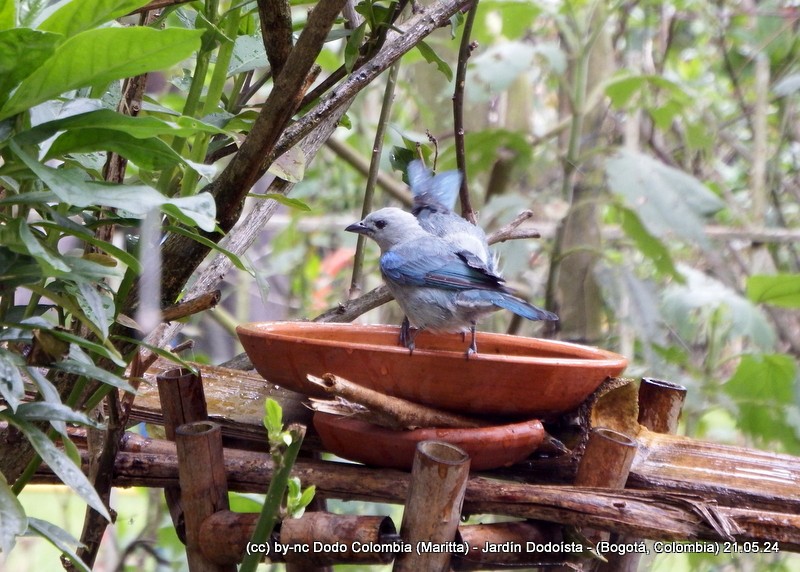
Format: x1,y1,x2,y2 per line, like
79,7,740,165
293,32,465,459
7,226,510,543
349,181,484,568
33,434,800,548
272,0,475,164
307,373,485,429
258,0,293,77
161,290,221,322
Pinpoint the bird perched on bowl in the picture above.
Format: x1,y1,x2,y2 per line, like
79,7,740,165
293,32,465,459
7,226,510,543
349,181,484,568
345,207,558,356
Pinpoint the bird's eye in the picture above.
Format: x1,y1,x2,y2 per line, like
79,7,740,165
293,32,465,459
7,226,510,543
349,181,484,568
375,219,387,229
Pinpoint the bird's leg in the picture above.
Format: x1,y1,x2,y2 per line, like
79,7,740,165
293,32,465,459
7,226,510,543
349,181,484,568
399,316,411,347
400,317,419,354
466,323,478,358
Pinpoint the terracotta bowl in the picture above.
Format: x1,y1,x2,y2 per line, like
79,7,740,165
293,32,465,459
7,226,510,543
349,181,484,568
237,322,627,417
313,412,544,471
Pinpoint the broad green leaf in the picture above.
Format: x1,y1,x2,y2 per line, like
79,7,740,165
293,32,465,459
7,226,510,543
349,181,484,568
746,274,800,308
725,353,796,403
0,246,42,287
605,149,724,249
27,518,90,572
0,0,15,30
16,402,105,428
416,40,453,82
10,141,217,231
0,348,25,411
0,27,203,120
616,204,681,279
39,0,151,38
344,22,366,73
35,218,142,274
46,129,185,170
228,33,267,76
0,472,27,555
65,282,111,339
16,109,228,146
54,358,135,394
1,413,111,521
0,29,60,108
605,76,646,108
662,266,776,350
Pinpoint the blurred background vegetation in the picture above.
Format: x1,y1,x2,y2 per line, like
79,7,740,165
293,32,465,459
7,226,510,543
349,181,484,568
0,0,798,569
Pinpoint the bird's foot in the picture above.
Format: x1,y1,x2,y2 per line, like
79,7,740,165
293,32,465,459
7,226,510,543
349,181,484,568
465,324,478,358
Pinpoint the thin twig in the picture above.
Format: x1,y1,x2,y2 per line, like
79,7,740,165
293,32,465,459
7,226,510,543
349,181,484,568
453,0,479,223
349,62,402,298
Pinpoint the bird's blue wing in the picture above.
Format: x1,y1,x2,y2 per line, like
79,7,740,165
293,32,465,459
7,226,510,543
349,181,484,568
381,247,502,291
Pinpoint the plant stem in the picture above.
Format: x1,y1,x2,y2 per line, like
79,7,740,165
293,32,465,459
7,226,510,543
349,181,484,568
349,61,401,298
239,424,306,572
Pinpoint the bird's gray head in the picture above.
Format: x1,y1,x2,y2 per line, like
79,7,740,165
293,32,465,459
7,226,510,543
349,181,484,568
345,207,428,251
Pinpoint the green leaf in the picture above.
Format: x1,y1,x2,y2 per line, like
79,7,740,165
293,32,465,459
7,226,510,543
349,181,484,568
605,75,646,108
1,413,111,521
16,109,228,146
0,27,204,120
746,274,800,308
605,149,724,249
0,29,61,107
344,21,366,73
662,266,776,350
263,398,283,439
66,282,111,339
10,140,217,232
54,358,136,394
27,518,90,572
38,0,152,38
228,34,267,76
0,0,15,30
616,204,681,279
247,193,311,212
15,402,105,429
0,348,25,411
416,40,453,82
46,128,185,170
18,219,72,273
0,472,27,555
724,354,799,448
35,219,142,274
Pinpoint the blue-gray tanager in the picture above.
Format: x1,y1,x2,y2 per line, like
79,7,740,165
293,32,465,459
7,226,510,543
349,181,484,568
345,207,558,355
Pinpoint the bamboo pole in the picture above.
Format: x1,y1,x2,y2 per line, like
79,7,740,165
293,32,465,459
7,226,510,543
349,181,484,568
572,428,638,570
637,377,687,434
394,441,471,572
175,421,234,572
602,377,688,572
156,366,209,543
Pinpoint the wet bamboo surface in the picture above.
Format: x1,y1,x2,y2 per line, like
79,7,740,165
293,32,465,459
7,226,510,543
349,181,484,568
102,361,800,550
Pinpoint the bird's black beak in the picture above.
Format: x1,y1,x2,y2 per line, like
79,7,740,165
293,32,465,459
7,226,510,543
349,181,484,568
345,221,368,235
